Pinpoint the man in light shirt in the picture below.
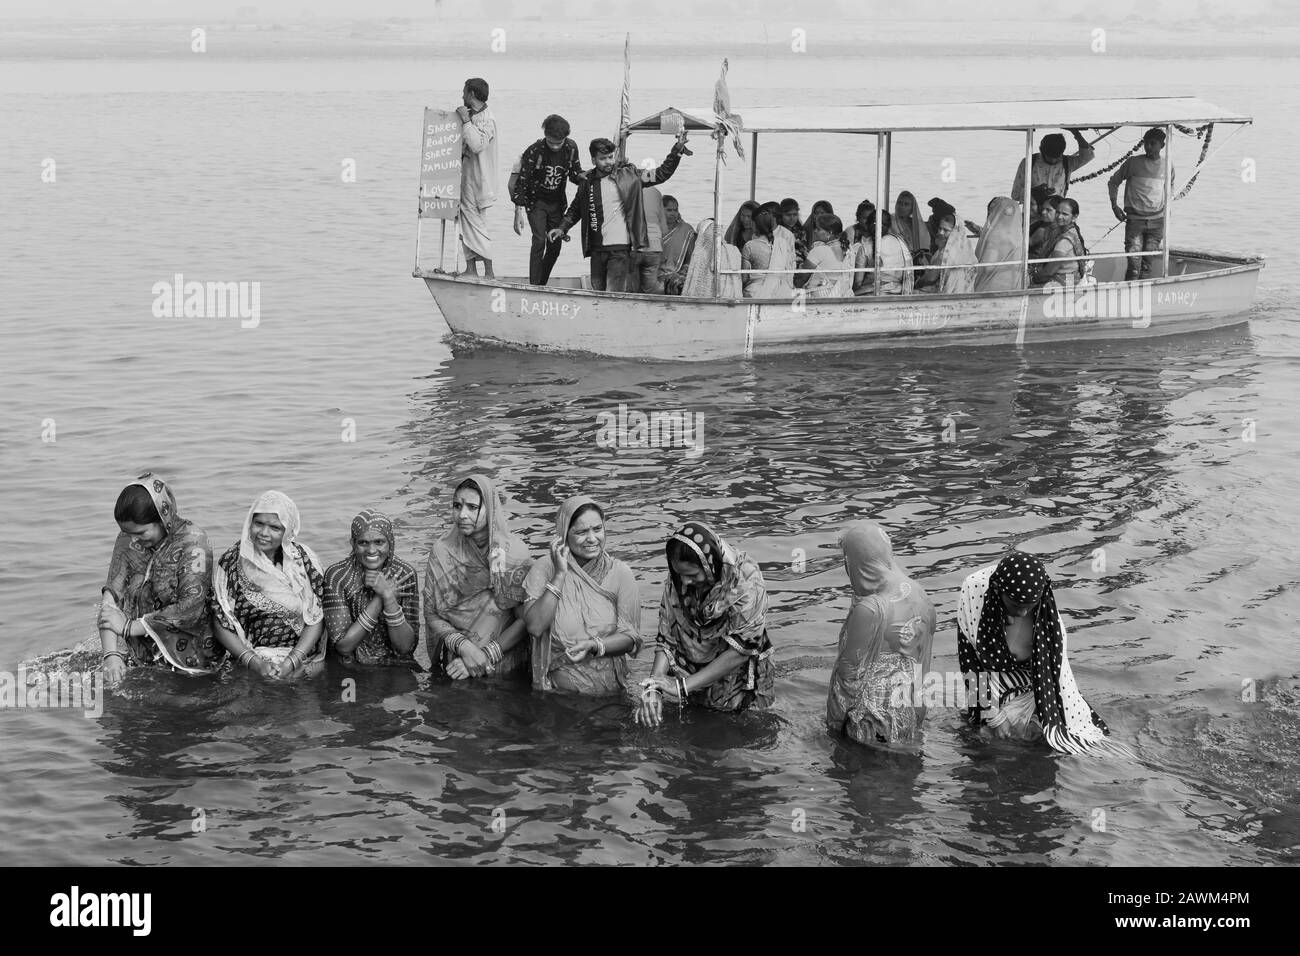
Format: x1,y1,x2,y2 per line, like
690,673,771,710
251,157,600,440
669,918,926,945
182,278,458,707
1011,129,1095,201
1109,127,1173,281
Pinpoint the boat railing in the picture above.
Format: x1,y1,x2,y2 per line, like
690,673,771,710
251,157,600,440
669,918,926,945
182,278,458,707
717,248,1165,278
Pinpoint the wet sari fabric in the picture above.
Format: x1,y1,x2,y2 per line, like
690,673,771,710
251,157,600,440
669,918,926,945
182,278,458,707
103,473,220,674
323,509,420,667
657,522,774,711
423,474,533,676
826,521,936,748
523,496,642,695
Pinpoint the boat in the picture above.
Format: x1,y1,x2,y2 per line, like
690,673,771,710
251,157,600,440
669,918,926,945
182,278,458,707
413,94,1262,362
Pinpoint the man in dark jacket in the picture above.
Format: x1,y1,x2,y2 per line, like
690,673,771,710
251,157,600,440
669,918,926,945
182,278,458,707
511,114,585,286
547,135,689,293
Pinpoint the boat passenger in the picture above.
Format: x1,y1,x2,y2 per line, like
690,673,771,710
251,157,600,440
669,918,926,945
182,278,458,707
963,197,1000,239
210,491,328,680
826,521,936,749
973,197,1025,292
923,197,955,251
749,217,797,299
548,134,689,293
1108,127,1172,281
455,77,499,279
805,213,854,298
1032,198,1089,287
682,219,743,298
323,509,420,668
97,473,221,685
918,212,978,293
891,190,932,264
847,199,877,245
511,113,585,286
803,200,834,252
779,198,804,243
423,475,533,679
523,496,643,695
634,522,775,726
1011,128,1095,200
741,209,776,297
957,551,1130,756
1029,194,1063,259
658,196,696,295
724,200,761,254
632,185,670,294
854,211,914,295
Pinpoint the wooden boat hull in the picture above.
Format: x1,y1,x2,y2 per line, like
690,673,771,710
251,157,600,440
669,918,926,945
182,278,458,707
416,250,1262,362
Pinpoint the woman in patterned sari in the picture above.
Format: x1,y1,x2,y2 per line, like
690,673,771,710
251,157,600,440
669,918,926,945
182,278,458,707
635,522,774,726
825,521,936,750
522,496,642,695
210,490,327,681
957,551,1132,757
323,509,420,668
97,473,221,685
423,475,533,679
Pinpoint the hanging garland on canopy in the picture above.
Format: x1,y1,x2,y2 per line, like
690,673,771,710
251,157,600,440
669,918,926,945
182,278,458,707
1071,123,1214,201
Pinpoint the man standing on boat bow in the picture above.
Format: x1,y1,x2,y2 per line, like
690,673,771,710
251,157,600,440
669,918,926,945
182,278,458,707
547,133,691,293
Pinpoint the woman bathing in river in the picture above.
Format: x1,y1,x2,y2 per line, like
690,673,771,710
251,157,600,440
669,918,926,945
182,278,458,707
323,509,420,668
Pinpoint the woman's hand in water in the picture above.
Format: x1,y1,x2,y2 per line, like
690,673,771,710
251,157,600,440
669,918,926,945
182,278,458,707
249,655,276,680
457,640,490,677
564,639,597,663
634,678,669,726
102,654,127,687
549,537,570,576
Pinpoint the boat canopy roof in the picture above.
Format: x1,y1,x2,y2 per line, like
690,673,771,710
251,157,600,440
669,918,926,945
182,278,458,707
624,97,1251,135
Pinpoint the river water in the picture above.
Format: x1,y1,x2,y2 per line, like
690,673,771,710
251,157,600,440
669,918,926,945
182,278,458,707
1,35,1297,865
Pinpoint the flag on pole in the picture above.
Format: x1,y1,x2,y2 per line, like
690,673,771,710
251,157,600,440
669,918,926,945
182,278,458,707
617,33,631,161
712,57,745,164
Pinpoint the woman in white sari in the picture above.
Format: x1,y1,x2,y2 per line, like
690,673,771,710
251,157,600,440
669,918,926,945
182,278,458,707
973,196,1025,292
855,211,914,296
747,215,797,299
804,213,854,298
919,212,978,294
682,219,743,298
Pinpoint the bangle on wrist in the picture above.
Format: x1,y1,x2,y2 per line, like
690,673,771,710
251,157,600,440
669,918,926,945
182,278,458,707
238,649,255,668
593,636,607,658
383,608,406,627
545,582,562,599
357,608,379,632
102,650,127,664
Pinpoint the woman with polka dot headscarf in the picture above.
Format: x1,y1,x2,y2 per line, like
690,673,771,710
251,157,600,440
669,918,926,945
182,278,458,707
635,522,774,726
956,551,1131,756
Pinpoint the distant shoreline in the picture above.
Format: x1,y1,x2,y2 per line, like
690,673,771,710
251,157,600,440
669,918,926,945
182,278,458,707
1,17,1296,60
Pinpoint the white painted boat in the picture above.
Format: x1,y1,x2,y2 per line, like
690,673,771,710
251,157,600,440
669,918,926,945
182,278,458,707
414,95,1262,362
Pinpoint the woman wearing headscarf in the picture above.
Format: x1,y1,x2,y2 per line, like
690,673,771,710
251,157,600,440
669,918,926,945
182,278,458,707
323,509,420,668
423,475,533,679
973,196,1025,292
918,210,978,294
635,522,774,725
750,212,797,299
723,200,761,254
825,521,936,749
97,473,221,685
523,496,642,695
957,551,1131,756
740,208,776,298
854,211,914,296
210,490,327,680
682,219,743,298
891,191,932,263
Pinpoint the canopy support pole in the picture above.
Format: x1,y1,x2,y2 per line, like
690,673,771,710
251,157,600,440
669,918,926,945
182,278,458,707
883,132,893,213
1022,128,1034,289
1162,123,1173,277
874,131,884,296
714,136,724,296
749,132,758,201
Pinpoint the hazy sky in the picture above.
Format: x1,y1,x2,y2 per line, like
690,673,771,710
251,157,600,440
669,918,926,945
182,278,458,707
3,0,1285,21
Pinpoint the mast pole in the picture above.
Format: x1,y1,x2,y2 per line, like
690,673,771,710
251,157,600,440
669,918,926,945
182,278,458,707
873,131,884,296
714,131,724,295
1162,123,1173,277
1022,128,1034,288
749,132,758,201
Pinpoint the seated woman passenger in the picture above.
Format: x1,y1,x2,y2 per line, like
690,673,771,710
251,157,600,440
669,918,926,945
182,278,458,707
424,475,533,679
323,509,419,668
97,473,221,685
741,209,776,297
854,211,914,295
211,490,327,680
635,522,774,725
973,197,1025,292
682,219,743,298
804,213,854,298
523,496,642,695
916,211,978,293
891,190,932,266
846,199,877,245
724,200,761,254
957,551,1130,756
1032,198,1088,287
826,521,936,749
1029,194,1062,260
803,199,834,251
749,212,797,299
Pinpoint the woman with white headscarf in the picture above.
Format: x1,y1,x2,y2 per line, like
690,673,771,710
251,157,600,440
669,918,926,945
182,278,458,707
211,490,327,680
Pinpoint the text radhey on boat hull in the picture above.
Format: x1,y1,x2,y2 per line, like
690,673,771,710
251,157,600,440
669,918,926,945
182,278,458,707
415,250,1262,362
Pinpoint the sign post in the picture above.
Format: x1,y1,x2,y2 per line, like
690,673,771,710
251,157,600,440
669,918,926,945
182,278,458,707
417,108,463,272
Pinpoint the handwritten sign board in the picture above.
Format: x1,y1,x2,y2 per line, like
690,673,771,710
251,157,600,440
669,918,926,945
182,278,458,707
419,108,461,220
